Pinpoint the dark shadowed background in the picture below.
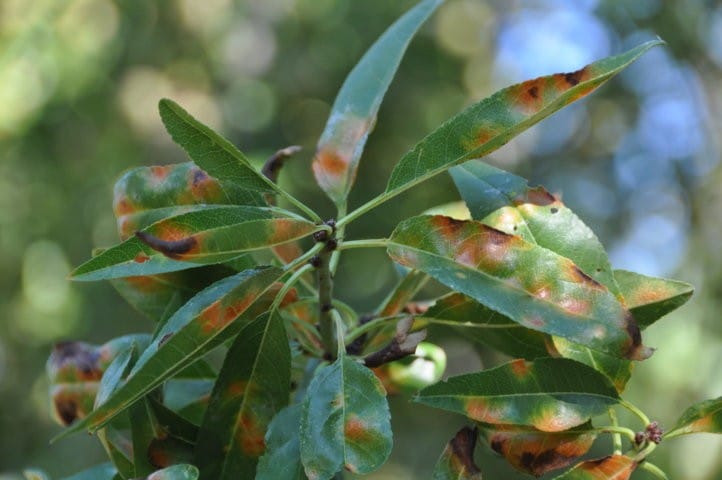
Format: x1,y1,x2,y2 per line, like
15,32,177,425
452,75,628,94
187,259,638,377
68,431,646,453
1,0,721,478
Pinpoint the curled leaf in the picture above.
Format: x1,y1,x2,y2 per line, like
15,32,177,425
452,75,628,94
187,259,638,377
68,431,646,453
432,426,483,480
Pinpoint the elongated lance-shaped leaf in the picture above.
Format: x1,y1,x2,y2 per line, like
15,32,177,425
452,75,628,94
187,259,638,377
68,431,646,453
451,160,621,296
388,215,649,359
385,41,662,199
56,267,283,438
158,99,310,218
614,269,693,329
423,292,552,360
480,422,596,477
450,161,639,388
256,404,306,480
667,397,722,437
71,206,318,281
60,463,117,480
416,358,620,432
114,162,264,240
552,455,637,480
312,0,442,204
195,313,291,479
131,397,163,476
432,426,483,480
377,269,429,317
300,357,392,479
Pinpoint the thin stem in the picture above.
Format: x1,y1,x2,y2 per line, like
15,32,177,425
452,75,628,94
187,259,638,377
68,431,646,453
278,191,322,223
337,238,390,251
345,314,406,344
417,317,525,329
270,265,314,314
608,408,623,454
317,245,336,356
620,400,651,426
633,441,657,462
597,425,637,444
336,191,395,228
640,462,669,480
329,202,347,274
285,242,325,272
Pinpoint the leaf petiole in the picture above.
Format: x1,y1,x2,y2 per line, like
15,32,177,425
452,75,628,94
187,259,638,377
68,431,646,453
337,238,390,251
597,425,637,444
639,461,669,480
620,399,652,427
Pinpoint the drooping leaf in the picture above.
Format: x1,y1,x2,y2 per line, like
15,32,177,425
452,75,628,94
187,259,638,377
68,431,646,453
113,162,264,240
312,0,442,204
57,267,283,437
451,160,620,295
300,357,392,479
388,215,648,359
480,422,596,476
71,206,318,281
552,455,637,480
158,99,306,215
614,269,694,329
416,358,620,432
423,292,552,360
256,404,306,480
195,313,291,479
667,397,722,437
60,463,117,480
385,41,662,198
431,426,483,480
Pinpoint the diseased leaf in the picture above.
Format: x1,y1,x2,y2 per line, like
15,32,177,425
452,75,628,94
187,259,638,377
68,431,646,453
614,269,694,329
388,215,648,359
312,0,442,204
481,422,596,477
551,337,632,394
385,41,661,198
416,358,620,432
195,313,291,479
256,404,307,480
57,267,283,437
158,99,302,212
552,455,637,480
423,292,552,360
432,426,483,480
667,397,722,437
130,397,162,476
451,161,620,295
300,357,392,479
71,206,318,281
113,162,264,240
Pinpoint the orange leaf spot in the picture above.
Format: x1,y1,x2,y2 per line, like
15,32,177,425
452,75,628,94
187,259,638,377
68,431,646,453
236,413,266,457
344,416,370,442
313,149,348,179
226,380,248,398
134,253,151,263
510,359,531,378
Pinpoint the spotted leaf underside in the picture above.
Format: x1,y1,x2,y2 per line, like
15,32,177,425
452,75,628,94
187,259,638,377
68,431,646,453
416,358,620,432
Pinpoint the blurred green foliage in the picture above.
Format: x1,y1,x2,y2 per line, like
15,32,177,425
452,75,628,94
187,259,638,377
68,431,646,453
0,0,721,478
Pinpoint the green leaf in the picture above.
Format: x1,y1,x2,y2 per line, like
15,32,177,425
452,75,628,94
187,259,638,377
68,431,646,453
385,40,662,198
614,270,693,329
431,426,482,480
480,422,596,476
416,358,620,432
158,99,314,220
551,337,632,394
667,397,722,437
143,465,200,480
256,404,307,480
312,0,442,204
56,267,283,438
551,455,637,479
130,397,162,476
451,160,620,295
195,313,291,479
113,162,264,240
61,463,117,480
300,357,392,479
71,206,317,281
376,269,429,317
388,215,649,359
423,292,552,360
